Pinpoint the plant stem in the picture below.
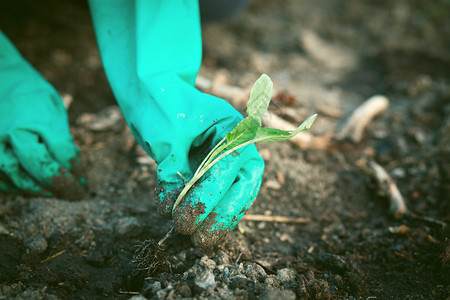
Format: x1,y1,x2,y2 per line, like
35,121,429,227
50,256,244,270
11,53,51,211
191,139,255,183
172,138,256,214
193,137,226,178
158,227,175,246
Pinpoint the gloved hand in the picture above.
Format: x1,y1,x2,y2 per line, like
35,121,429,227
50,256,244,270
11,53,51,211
0,31,83,200
88,0,264,247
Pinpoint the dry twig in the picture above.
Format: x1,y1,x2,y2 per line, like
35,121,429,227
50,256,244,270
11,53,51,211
40,249,67,263
368,160,408,218
336,95,389,143
118,290,140,295
242,214,310,224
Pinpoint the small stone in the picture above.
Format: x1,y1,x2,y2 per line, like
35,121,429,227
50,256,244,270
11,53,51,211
165,289,176,300
244,263,267,282
261,290,296,300
392,168,406,178
0,223,10,235
265,180,281,190
388,224,410,235
215,251,231,265
264,275,282,290
155,289,167,299
129,295,147,300
228,274,249,289
176,283,191,298
200,255,217,270
149,281,161,293
27,236,48,254
277,268,296,283
279,233,294,244
115,217,140,236
2,285,12,295
195,269,215,290
307,279,331,300
223,267,230,279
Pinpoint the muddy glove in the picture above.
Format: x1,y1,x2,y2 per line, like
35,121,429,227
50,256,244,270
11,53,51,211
0,31,83,200
89,0,264,247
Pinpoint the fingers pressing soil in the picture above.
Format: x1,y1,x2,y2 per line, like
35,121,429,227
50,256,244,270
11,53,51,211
173,200,206,236
192,212,229,249
154,181,182,219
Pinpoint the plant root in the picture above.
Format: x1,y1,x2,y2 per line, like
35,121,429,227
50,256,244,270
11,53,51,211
132,239,169,277
336,95,389,143
365,160,408,218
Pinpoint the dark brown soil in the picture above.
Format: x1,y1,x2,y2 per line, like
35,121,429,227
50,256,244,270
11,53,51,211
1,0,449,299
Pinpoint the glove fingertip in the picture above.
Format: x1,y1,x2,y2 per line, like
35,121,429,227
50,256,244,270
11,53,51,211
173,198,207,236
154,181,182,219
191,211,237,249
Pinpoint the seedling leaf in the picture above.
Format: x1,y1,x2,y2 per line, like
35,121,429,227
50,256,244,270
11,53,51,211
172,74,317,215
225,116,260,150
254,114,317,143
246,74,273,123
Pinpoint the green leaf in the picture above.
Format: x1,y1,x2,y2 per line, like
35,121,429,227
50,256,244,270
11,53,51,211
253,114,317,143
246,74,273,123
225,116,260,150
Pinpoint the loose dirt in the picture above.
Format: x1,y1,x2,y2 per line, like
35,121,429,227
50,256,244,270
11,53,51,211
0,0,449,299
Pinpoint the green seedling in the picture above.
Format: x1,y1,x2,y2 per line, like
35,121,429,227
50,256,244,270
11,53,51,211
172,74,317,213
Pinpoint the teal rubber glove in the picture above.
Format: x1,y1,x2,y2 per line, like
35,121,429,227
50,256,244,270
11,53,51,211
0,31,83,200
88,0,264,247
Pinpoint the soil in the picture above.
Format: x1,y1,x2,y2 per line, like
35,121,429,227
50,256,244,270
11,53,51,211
1,0,449,299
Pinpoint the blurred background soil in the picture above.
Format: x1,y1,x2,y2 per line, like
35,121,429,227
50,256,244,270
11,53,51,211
0,0,449,298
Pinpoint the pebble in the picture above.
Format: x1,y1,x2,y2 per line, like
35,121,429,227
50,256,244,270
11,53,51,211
195,269,216,290
264,180,281,190
244,263,267,282
175,283,191,297
392,167,406,178
307,279,331,300
155,289,167,299
228,274,249,289
129,295,147,300
200,255,217,270
264,275,282,290
0,223,10,235
262,290,296,300
215,251,231,265
27,236,48,254
115,217,140,236
148,281,161,293
277,268,296,283
222,266,230,279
